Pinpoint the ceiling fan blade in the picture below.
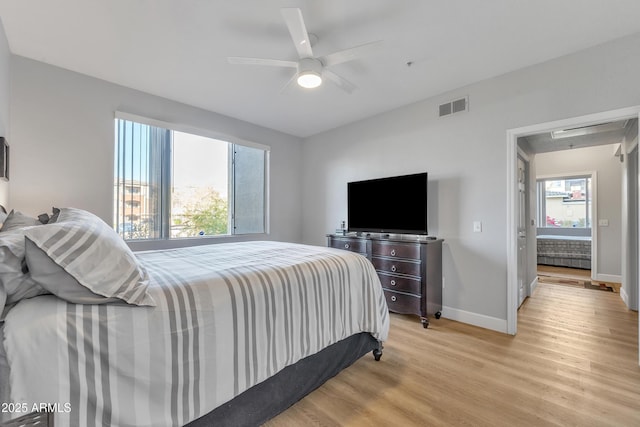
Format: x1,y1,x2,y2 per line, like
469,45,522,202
320,40,384,67
323,69,356,94
227,57,298,68
281,8,313,59
279,72,299,94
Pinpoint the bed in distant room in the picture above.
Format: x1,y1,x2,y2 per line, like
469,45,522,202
536,234,592,269
0,207,389,427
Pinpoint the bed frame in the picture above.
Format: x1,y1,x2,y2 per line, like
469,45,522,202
187,333,381,426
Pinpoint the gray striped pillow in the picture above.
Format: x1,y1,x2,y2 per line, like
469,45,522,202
24,208,154,306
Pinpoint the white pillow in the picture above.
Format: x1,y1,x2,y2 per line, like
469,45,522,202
24,208,154,306
0,210,40,232
0,229,48,315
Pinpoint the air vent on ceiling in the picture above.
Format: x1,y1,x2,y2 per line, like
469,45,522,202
439,96,468,117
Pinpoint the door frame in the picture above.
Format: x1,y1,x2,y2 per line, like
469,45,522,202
506,106,640,337
516,151,530,307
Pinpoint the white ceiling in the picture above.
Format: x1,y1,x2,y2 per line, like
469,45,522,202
1,0,640,138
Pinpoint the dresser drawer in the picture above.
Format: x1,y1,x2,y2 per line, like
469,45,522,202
378,272,421,295
372,257,421,277
329,237,366,253
384,290,420,314
371,242,420,259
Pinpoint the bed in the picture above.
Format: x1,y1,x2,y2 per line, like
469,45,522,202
536,234,592,270
0,207,389,427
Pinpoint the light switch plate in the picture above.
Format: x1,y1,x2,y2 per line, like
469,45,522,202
473,221,482,233
598,219,609,227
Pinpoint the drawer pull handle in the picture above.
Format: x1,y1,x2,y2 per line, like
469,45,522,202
390,280,396,286
344,243,350,249
391,295,397,302
391,265,397,272
390,249,396,256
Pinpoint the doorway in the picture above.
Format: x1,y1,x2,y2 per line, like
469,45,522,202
534,172,595,287
506,107,640,346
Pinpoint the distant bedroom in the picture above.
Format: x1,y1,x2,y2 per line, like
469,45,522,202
517,120,637,298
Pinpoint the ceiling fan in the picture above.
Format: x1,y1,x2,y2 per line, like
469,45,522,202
228,8,382,93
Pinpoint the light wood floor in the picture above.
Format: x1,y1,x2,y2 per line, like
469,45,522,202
265,282,640,426
537,265,592,280
537,265,622,293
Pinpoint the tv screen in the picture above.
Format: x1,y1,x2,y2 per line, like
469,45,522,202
348,172,428,235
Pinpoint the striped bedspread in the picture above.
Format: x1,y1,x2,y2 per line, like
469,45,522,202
2,241,389,426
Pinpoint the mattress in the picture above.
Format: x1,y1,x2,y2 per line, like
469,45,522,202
1,241,389,426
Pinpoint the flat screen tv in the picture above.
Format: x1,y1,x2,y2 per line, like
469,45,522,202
348,172,428,235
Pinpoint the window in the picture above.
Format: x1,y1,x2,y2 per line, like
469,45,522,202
114,115,268,240
536,175,592,228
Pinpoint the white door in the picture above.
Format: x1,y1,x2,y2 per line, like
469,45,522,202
517,156,528,307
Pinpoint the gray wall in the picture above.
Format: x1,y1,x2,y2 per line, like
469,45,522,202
0,21,9,207
9,56,304,248
535,144,623,281
301,32,640,331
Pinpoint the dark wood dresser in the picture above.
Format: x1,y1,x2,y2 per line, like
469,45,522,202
328,234,443,328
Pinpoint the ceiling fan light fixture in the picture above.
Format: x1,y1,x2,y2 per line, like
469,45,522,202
227,9,375,93
296,57,323,89
297,71,322,88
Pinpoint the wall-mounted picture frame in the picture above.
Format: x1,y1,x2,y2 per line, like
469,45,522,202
0,137,8,181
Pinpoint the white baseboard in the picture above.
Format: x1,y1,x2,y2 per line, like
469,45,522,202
529,276,539,295
593,273,622,283
441,306,508,333
621,286,630,307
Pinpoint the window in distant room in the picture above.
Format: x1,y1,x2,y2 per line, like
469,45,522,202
114,115,269,240
536,175,592,228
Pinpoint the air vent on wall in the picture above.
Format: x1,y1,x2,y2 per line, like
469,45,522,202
439,96,468,117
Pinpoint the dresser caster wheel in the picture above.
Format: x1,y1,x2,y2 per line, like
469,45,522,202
421,318,429,328
435,311,441,319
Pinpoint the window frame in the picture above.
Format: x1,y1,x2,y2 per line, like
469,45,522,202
536,173,593,230
114,111,270,245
